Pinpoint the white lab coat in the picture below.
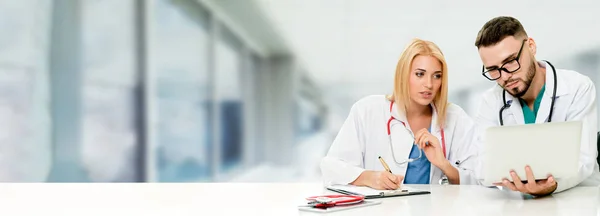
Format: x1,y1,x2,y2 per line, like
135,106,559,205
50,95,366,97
475,61,600,193
320,95,480,186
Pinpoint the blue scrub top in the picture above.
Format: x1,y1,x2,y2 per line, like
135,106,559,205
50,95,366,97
403,127,431,184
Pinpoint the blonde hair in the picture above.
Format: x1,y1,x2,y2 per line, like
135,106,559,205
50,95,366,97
387,38,449,128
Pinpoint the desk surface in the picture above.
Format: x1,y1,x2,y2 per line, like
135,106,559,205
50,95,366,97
0,183,598,215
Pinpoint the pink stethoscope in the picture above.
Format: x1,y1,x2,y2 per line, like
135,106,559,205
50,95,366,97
386,101,447,165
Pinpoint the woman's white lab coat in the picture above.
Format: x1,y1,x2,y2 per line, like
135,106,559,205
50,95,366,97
475,61,600,193
320,95,480,186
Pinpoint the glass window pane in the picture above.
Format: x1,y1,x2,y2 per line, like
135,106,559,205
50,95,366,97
0,0,52,181
81,0,139,182
81,85,137,181
215,26,243,172
152,0,210,182
247,53,262,163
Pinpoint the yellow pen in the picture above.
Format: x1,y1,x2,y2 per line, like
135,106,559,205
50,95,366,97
378,156,392,173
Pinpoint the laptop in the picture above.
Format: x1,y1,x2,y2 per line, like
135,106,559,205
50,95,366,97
481,121,582,186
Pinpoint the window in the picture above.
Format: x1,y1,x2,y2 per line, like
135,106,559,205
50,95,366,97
151,0,211,182
0,0,52,181
215,26,243,171
247,53,262,163
295,96,321,142
81,0,139,182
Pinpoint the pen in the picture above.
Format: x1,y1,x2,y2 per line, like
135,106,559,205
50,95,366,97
378,156,392,173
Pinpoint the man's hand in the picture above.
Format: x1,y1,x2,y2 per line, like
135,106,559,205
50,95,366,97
351,170,404,190
494,165,557,196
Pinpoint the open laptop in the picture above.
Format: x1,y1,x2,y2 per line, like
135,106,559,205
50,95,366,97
481,121,582,186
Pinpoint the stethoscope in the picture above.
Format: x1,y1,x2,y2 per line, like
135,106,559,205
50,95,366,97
498,60,557,126
386,101,452,184
387,101,478,185
386,101,447,166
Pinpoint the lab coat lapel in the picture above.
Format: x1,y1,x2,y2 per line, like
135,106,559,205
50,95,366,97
430,103,441,133
505,92,525,125
536,61,568,123
429,103,445,183
429,103,448,156
536,65,553,124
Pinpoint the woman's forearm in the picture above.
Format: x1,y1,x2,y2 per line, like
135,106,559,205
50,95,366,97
439,161,460,184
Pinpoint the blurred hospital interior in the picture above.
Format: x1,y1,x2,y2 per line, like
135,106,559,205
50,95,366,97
1,0,600,182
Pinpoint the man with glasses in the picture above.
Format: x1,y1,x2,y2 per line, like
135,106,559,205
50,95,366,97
473,16,600,196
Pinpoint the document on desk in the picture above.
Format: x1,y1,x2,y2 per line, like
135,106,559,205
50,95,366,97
326,184,430,199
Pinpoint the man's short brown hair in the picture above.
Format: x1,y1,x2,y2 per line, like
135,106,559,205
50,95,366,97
475,16,528,48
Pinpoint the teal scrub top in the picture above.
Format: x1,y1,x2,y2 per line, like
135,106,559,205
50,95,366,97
520,84,546,124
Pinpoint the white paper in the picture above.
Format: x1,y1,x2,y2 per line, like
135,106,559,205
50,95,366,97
327,184,423,196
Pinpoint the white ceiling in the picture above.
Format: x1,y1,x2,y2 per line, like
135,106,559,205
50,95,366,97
253,0,600,102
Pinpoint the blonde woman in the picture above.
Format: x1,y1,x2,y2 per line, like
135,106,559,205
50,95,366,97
320,38,480,190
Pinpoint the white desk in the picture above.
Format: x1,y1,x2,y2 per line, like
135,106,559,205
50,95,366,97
0,183,598,215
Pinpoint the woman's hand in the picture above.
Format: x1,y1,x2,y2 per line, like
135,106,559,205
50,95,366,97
414,128,446,168
414,128,460,184
351,170,405,190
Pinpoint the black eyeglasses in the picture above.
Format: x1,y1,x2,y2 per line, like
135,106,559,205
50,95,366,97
481,39,527,81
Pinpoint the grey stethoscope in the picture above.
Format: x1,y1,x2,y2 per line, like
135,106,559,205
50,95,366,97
497,60,558,126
